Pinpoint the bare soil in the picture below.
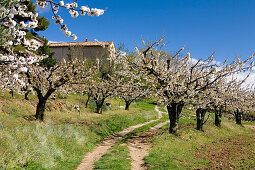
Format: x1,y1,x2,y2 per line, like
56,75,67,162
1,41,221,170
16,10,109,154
244,124,255,131
196,133,255,169
127,120,169,170
126,106,169,170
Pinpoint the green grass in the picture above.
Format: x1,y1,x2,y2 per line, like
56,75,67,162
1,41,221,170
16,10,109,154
144,117,254,169
94,144,131,170
242,121,255,125
131,99,157,112
119,114,169,143
0,96,157,169
157,105,167,113
0,121,99,169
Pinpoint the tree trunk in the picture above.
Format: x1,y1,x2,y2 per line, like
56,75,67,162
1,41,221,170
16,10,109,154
167,102,184,134
24,91,30,100
234,109,242,125
9,90,14,97
125,101,131,110
95,99,104,114
85,97,90,108
85,94,91,108
96,103,103,114
215,108,222,127
35,99,47,121
196,108,207,131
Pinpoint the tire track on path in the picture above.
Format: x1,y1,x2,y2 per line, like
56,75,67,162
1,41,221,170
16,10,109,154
126,106,169,170
244,124,255,131
76,106,164,170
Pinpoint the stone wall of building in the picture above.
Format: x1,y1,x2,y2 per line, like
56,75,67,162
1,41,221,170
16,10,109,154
48,42,115,63
50,46,108,62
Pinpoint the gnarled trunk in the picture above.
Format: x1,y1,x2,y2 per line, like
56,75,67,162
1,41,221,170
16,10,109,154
196,108,207,131
35,99,47,121
34,88,55,121
167,102,184,134
25,91,30,100
85,96,90,108
95,99,104,114
9,90,14,98
125,101,131,110
85,93,92,108
215,108,222,127
234,109,242,125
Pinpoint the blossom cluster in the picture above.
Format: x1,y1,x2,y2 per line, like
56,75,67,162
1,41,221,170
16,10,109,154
1,0,39,47
1,0,105,49
0,0,105,89
37,0,104,40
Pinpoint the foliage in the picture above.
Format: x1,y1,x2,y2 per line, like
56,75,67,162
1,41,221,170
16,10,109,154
37,40,56,69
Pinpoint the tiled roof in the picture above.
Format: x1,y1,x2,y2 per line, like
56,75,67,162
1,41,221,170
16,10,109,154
48,41,114,47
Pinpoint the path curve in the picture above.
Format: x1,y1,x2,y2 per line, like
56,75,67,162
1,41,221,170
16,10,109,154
127,107,169,170
244,124,255,131
76,105,164,170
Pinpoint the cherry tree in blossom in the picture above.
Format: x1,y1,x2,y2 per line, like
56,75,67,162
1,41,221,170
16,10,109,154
0,0,105,121
116,55,154,110
134,37,253,134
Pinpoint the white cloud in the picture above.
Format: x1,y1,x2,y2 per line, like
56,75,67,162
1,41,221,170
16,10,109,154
189,57,200,65
189,57,221,66
48,40,63,43
36,5,51,14
211,60,221,65
189,57,255,86
232,71,255,87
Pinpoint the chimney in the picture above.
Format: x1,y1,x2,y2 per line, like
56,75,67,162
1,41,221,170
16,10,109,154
85,38,88,42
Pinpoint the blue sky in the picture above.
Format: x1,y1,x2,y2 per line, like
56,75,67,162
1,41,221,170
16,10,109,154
36,0,255,62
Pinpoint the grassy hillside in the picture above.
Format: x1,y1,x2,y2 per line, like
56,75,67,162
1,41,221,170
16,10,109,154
1,92,254,169
0,93,158,169
145,119,255,169
93,113,255,169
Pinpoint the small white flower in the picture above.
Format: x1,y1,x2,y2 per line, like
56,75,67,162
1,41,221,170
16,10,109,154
72,11,79,18
13,74,19,80
73,2,78,8
81,6,90,12
28,21,37,29
64,30,71,37
53,5,59,10
11,63,18,69
18,57,26,65
19,67,28,73
59,19,64,24
27,56,34,64
6,41,14,46
59,1,64,6
72,34,77,40
65,4,71,9
0,54,8,61
9,55,15,61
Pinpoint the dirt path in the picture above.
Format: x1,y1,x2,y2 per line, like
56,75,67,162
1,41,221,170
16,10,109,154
76,106,165,170
126,106,169,170
244,124,255,131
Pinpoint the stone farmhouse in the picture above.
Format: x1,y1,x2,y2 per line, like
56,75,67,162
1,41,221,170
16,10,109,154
48,40,116,62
